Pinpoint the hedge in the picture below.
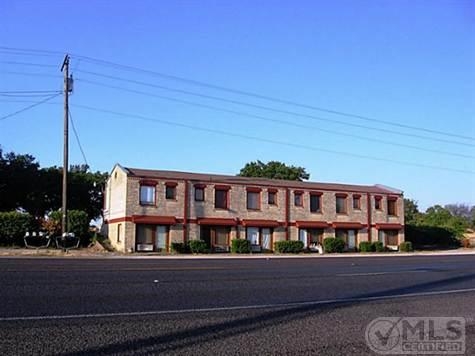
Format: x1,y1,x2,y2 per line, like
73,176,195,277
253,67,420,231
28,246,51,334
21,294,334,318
170,242,190,254
0,211,37,246
323,237,345,253
46,210,90,246
399,241,413,252
358,241,374,252
231,239,251,253
274,240,304,253
372,241,385,252
189,239,208,253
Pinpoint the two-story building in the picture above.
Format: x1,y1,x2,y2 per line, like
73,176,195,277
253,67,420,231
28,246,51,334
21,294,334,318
103,164,404,253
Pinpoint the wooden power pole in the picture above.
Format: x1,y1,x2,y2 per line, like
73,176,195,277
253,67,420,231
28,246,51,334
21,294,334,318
61,55,70,236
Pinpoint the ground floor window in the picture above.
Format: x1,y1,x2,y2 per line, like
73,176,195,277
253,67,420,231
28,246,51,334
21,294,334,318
335,229,358,250
299,228,324,248
378,230,399,246
136,224,169,252
200,226,231,252
246,227,273,251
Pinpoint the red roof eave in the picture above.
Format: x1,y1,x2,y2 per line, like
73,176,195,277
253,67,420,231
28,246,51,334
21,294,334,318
241,219,281,227
132,215,177,225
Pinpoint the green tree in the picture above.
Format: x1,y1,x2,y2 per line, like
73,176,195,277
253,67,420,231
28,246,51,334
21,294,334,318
404,198,421,225
238,160,310,181
423,205,468,238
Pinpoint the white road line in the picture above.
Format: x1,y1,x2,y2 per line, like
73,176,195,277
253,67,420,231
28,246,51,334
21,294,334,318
337,270,429,277
1,287,475,322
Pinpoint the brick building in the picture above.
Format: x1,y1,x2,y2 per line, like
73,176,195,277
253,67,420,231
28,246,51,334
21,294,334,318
103,164,404,253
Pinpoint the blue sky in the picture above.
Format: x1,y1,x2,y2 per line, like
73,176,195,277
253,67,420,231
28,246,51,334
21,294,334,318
1,0,474,211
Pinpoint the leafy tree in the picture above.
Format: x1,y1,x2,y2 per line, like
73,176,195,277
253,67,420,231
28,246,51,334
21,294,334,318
238,160,310,181
423,205,468,238
404,198,421,225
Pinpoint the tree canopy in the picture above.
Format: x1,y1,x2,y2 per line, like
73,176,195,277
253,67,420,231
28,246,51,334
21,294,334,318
238,160,310,181
0,149,107,220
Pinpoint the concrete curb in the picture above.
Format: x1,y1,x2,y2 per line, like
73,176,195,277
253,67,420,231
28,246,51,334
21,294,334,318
1,249,475,259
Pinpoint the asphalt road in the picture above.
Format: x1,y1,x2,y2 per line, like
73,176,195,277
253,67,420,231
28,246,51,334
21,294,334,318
0,255,474,355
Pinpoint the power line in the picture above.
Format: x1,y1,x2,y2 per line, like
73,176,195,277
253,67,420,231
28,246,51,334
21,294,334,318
0,60,57,68
71,103,475,175
0,70,62,79
68,109,89,168
1,46,472,142
0,93,61,121
0,90,62,94
76,77,475,150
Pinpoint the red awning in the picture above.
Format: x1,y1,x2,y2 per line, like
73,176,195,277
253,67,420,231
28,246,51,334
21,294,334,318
132,215,177,225
295,221,329,229
332,222,365,229
375,223,402,230
197,218,237,226
241,219,280,227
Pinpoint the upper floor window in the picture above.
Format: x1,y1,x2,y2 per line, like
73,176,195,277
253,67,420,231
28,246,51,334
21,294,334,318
247,191,260,210
294,191,303,207
310,193,321,213
140,185,155,205
195,187,204,201
336,194,347,214
375,196,382,210
268,189,277,205
165,182,177,200
353,195,361,210
387,198,397,216
215,187,229,209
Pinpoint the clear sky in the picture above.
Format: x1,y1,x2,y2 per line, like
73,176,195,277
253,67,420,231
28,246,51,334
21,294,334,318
1,0,474,211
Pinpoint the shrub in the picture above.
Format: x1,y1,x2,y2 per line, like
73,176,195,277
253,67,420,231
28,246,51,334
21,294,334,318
189,239,208,254
359,241,374,252
274,240,304,253
0,211,37,246
399,241,413,252
44,210,90,246
405,224,460,249
323,237,345,253
372,241,385,252
231,239,251,253
171,242,190,254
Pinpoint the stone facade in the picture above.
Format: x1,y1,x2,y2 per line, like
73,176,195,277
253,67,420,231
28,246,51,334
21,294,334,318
103,165,405,252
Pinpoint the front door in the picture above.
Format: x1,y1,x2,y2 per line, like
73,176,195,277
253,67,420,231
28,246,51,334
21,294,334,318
348,230,356,249
299,229,308,248
156,225,168,252
262,228,272,250
247,227,260,245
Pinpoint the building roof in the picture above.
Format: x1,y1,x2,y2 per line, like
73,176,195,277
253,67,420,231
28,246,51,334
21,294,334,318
121,166,402,195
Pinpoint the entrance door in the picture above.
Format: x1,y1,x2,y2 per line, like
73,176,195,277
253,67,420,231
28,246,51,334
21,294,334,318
247,227,260,245
299,229,308,248
262,228,271,250
156,225,168,252
348,230,356,249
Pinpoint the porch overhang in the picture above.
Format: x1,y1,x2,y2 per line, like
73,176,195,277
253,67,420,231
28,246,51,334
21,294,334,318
295,221,330,229
332,222,365,229
132,215,177,225
241,219,280,227
197,217,237,226
375,223,403,230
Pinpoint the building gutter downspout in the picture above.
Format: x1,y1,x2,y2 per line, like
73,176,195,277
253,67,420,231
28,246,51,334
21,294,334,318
285,188,290,240
183,179,189,243
367,192,372,242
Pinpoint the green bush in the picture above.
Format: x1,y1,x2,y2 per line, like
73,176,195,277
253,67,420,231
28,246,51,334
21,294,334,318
399,241,413,252
323,237,345,253
359,241,374,252
170,242,190,254
47,210,90,246
231,239,251,253
372,241,385,252
189,239,208,253
274,240,304,253
0,211,37,246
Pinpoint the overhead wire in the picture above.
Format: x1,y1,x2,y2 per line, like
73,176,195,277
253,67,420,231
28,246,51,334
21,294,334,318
0,93,61,121
68,109,89,168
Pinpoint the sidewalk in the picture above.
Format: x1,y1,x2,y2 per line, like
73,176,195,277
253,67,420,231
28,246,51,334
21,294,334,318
1,246,474,259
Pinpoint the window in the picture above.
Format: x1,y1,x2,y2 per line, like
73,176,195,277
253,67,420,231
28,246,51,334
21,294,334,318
308,229,324,244
294,191,303,207
140,185,155,205
387,198,397,216
336,195,347,214
268,191,276,205
215,189,228,209
353,195,361,210
375,196,382,210
386,230,399,245
136,224,154,251
165,186,176,200
117,223,122,243
310,194,321,213
195,187,204,201
247,191,260,210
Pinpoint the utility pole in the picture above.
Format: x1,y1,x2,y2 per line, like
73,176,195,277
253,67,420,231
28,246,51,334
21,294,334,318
61,55,71,236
